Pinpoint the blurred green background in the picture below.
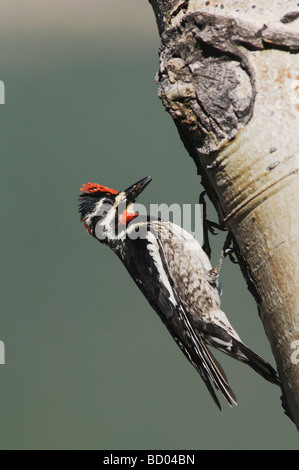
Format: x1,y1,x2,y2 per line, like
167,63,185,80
0,0,297,449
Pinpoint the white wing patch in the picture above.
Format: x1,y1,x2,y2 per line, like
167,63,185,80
210,336,233,351
146,231,177,307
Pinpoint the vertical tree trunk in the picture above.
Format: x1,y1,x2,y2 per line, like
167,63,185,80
149,0,299,428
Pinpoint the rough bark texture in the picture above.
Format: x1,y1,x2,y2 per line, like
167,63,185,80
149,0,299,428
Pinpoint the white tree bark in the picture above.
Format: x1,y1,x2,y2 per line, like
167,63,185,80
149,0,299,428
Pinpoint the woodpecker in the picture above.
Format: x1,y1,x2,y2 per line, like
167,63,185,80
78,176,280,409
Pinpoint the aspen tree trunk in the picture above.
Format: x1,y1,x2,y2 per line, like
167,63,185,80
148,0,299,428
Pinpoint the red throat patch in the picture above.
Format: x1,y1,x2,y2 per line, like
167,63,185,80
119,209,138,225
80,182,119,195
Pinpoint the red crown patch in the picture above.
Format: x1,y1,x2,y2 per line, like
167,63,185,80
80,182,119,195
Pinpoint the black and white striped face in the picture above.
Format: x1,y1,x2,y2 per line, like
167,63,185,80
79,177,152,242
79,188,122,240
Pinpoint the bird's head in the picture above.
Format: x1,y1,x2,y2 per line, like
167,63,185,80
79,176,152,242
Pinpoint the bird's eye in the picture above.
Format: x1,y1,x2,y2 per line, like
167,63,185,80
103,199,113,206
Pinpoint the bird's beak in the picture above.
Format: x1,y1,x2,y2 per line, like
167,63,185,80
123,176,152,203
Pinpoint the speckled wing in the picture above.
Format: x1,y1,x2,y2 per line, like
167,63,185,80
154,221,239,335
152,221,280,389
121,221,238,408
